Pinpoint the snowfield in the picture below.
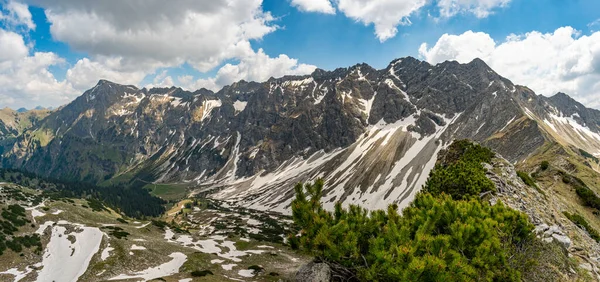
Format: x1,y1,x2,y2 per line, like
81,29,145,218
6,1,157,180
38,223,103,282
108,252,187,281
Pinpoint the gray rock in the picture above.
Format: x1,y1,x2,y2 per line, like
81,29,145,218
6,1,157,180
296,262,331,282
580,263,593,272
552,234,572,249
544,225,564,236
534,224,549,234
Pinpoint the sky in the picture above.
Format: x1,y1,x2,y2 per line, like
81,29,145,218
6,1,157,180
0,0,599,109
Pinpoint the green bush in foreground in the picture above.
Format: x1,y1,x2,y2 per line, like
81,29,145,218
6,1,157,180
290,179,535,282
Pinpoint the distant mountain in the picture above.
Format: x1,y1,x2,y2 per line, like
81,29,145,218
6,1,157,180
2,57,600,212
0,107,52,144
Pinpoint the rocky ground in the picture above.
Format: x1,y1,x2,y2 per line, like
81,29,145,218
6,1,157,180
486,157,600,281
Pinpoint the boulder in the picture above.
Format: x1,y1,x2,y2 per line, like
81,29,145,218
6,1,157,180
552,234,572,249
296,262,331,282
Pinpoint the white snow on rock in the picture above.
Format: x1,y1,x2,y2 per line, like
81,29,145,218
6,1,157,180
35,221,54,234
108,252,187,281
238,269,255,277
198,99,222,122
38,224,103,282
130,244,147,250
101,243,114,261
164,228,265,262
30,209,45,218
233,100,247,113
51,209,63,215
222,264,237,270
0,264,40,282
135,222,151,229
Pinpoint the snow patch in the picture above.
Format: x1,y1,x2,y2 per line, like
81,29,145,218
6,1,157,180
108,252,187,281
233,100,247,113
38,224,103,282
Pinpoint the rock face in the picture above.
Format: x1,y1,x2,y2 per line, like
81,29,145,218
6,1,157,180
295,262,331,282
2,57,600,212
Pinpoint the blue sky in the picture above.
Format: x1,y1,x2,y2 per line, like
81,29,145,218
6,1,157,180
0,0,599,109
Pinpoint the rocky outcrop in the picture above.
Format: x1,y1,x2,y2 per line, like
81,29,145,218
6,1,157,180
295,262,331,282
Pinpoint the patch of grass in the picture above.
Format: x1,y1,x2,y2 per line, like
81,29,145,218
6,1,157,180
146,183,189,201
180,252,213,273
563,212,600,242
102,226,130,239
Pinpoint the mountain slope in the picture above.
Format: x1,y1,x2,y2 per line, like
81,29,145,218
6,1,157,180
3,57,600,214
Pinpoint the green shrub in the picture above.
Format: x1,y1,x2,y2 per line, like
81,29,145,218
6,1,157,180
424,160,495,199
517,171,537,188
563,212,600,242
290,179,535,282
423,140,496,199
540,161,550,170
191,270,213,277
575,186,600,210
580,149,599,163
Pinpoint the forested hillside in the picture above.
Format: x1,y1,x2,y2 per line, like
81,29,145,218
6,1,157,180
0,168,165,217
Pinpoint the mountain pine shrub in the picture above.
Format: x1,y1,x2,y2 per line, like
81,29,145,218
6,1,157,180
289,140,544,281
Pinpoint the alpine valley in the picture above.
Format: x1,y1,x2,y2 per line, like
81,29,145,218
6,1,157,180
2,57,600,281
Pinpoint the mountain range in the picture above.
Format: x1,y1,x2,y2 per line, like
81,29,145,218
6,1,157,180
1,57,600,213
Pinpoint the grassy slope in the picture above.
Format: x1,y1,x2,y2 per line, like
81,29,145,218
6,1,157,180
517,141,600,239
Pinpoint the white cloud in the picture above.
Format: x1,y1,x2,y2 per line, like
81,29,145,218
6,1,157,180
336,0,427,42
437,0,511,18
177,75,194,87
65,57,149,91
2,0,316,107
0,0,35,30
187,48,317,91
144,70,175,89
418,31,495,64
291,0,336,14
0,29,76,109
0,28,29,60
290,0,512,42
589,19,600,32
419,27,600,108
27,0,278,72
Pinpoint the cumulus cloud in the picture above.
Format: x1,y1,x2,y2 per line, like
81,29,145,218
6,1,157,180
0,29,76,108
290,0,511,42
336,0,427,42
26,0,277,72
0,0,316,107
186,47,316,91
437,0,511,18
0,0,35,30
65,57,149,91
291,0,336,14
419,27,600,108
